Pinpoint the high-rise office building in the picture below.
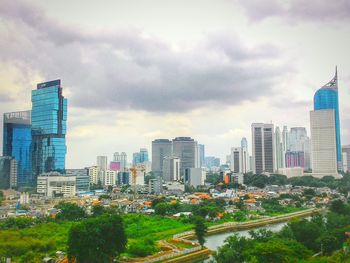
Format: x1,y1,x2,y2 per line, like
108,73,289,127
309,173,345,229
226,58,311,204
96,156,108,170
31,80,67,181
252,123,275,174
230,146,249,174
132,152,140,166
172,137,199,176
205,156,220,168
240,138,250,172
289,127,311,171
139,148,149,163
313,69,342,170
113,152,127,171
310,110,338,177
275,126,284,171
133,148,149,166
152,139,172,177
3,110,32,185
162,156,180,181
0,156,18,189
66,168,90,192
285,151,305,168
342,146,350,173
199,144,205,168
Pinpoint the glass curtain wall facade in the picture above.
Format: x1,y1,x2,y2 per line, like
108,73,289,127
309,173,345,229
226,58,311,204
313,69,342,170
3,111,32,185
31,80,67,180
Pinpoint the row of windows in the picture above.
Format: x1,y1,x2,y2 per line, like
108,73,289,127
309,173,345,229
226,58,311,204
32,86,58,96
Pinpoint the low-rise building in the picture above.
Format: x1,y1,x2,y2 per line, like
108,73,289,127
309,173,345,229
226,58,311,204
184,168,206,187
37,172,76,197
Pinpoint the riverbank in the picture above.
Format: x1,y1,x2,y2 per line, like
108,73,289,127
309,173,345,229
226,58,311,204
150,208,325,263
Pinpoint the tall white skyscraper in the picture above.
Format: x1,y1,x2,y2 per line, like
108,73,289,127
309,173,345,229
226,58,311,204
310,110,338,177
230,146,249,173
252,123,275,174
241,137,250,172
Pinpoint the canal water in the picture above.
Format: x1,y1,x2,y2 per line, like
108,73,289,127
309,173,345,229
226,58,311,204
204,221,287,251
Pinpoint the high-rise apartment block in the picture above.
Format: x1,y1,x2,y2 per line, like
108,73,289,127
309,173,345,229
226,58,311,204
151,139,172,177
3,110,32,185
88,166,100,185
96,156,108,170
100,170,117,186
31,80,67,180
252,123,275,174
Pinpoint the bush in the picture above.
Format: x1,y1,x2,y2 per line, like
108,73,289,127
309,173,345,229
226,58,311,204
127,239,157,257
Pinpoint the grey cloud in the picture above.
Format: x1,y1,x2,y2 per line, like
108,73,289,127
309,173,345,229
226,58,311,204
237,0,350,23
0,0,287,113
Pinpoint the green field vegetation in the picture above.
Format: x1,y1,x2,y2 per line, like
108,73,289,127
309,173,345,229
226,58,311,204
0,213,193,262
0,221,75,262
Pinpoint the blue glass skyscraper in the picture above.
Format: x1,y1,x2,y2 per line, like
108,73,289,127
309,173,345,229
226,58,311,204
313,68,342,170
3,110,32,185
31,80,67,179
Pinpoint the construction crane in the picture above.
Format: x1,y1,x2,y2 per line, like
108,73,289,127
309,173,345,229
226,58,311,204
129,166,145,200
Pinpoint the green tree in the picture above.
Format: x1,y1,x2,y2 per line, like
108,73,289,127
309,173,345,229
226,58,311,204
215,234,253,263
0,190,4,206
193,216,207,246
154,202,171,216
91,205,105,216
55,202,87,221
249,229,274,242
245,239,312,263
329,199,349,215
67,214,127,263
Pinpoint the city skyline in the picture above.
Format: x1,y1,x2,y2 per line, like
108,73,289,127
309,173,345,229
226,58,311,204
0,0,350,168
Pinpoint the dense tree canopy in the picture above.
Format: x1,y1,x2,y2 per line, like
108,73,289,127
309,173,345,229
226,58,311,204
55,202,87,221
67,214,127,263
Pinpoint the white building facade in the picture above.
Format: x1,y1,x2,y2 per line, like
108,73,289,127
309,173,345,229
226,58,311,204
310,110,338,178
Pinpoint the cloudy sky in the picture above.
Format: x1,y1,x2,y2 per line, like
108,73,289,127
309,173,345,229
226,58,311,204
0,0,350,168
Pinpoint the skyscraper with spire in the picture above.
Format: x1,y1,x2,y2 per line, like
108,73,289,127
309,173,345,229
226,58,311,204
313,68,342,170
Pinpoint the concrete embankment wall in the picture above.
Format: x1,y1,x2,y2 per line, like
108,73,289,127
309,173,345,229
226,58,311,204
178,208,323,239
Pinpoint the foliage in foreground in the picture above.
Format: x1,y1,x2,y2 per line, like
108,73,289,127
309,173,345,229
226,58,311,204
215,200,350,263
67,214,127,263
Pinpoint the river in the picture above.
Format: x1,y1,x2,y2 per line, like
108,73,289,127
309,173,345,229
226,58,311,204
204,221,288,251
199,221,288,262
